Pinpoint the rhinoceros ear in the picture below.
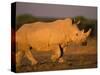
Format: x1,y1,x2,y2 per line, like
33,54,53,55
85,28,92,37
72,18,76,24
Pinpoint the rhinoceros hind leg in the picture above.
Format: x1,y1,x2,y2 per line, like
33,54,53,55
16,51,24,66
51,45,64,63
25,49,38,65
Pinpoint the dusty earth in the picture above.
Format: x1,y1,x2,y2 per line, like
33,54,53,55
16,38,97,72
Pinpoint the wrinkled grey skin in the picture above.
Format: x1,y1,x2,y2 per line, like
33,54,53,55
16,18,91,65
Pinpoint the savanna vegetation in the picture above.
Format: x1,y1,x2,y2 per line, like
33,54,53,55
16,14,97,37
15,14,97,72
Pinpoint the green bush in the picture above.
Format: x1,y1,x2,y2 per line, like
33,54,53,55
16,14,57,30
16,14,38,30
16,15,97,37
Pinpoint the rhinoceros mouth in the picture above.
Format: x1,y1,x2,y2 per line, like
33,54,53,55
81,41,87,46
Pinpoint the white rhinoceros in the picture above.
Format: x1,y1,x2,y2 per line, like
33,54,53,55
16,18,91,65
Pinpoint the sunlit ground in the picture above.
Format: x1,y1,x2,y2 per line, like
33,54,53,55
16,37,97,72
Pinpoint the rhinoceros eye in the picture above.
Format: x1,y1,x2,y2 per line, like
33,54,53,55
76,33,78,36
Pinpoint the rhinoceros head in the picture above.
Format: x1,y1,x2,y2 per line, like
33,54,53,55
68,20,92,45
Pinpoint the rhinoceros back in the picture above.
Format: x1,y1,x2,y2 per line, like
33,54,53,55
16,19,72,51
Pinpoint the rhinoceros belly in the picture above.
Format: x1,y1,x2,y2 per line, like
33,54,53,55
27,27,65,52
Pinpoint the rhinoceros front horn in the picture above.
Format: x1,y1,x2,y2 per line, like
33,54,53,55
81,29,85,33
85,28,92,37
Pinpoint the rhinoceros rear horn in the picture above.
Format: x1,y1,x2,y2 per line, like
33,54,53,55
85,28,92,37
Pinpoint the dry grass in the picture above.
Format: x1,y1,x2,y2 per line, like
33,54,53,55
16,38,97,72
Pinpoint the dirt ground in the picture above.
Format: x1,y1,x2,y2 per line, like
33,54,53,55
16,38,97,72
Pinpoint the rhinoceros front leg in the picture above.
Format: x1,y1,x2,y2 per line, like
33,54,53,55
51,45,64,63
25,49,38,65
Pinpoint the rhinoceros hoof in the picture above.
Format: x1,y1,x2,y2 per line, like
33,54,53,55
51,56,58,62
51,59,57,63
31,60,38,65
58,58,64,63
